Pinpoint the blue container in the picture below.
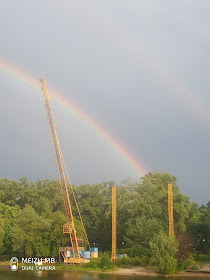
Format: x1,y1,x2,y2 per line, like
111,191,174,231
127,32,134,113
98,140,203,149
80,250,84,257
84,251,90,259
91,247,98,253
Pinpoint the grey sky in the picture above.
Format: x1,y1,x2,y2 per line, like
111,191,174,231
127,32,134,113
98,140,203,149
0,1,209,204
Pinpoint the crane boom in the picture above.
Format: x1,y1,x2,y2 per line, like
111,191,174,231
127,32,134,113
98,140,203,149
40,78,80,257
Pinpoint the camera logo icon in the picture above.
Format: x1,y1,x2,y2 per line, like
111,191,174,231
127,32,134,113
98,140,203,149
10,257,18,271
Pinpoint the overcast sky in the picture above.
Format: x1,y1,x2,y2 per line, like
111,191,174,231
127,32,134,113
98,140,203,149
0,1,209,205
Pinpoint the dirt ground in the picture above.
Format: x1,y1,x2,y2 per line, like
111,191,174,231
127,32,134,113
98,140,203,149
105,267,210,277
106,266,159,276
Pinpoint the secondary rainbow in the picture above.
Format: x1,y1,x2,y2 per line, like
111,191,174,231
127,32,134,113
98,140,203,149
0,59,148,177
68,1,210,131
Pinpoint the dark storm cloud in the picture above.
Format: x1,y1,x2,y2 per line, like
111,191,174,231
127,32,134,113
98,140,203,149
0,0,209,204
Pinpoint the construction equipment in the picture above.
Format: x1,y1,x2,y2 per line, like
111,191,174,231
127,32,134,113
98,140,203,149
40,78,91,263
168,183,174,237
111,186,117,262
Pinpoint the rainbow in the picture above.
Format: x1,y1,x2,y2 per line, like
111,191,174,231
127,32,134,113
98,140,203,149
68,1,210,131
0,59,148,177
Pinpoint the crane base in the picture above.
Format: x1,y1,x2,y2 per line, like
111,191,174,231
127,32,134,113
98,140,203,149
59,247,91,264
64,257,90,264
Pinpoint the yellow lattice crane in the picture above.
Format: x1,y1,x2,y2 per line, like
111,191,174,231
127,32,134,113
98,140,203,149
111,186,117,262
40,78,90,263
168,183,174,237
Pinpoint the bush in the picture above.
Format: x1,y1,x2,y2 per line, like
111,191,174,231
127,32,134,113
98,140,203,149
129,256,149,266
177,254,195,271
150,232,178,274
99,253,114,270
119,245,150,258
84,253,115,271
83,258,101,269
0,254,11,261
116,256,129,267
192,264,199,270
159,254,177,275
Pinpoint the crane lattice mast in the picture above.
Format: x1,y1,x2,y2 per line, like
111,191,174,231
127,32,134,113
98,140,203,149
40,78,80,258
111,186,117,262
168,183,174,237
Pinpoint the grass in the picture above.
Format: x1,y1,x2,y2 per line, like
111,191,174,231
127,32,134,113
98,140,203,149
64,265,102,272
195,254,210,265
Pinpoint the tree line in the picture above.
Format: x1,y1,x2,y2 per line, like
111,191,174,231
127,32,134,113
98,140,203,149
0,172,209,271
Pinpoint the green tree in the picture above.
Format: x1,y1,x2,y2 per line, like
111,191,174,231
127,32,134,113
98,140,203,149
0,215,5,253
150,232,178,274
189,201,210,253
48,211,67,256
0,202,19,254
0,174,206,263
75,183,111,250
124,173,191,254
12,204,50,257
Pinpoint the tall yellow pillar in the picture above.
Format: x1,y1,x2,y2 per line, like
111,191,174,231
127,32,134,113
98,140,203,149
111,186,117,262
168,183,174,237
